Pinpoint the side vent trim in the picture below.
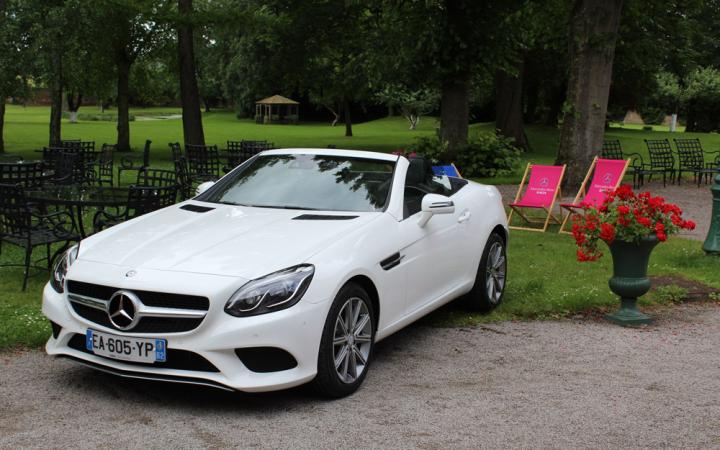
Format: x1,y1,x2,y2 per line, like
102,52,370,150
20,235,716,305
380,252,404,271
180,204,215,213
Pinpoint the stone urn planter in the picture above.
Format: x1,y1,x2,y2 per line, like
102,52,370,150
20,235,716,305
605,236,659,326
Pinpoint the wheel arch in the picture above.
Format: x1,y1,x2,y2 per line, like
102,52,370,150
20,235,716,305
344,275,380,329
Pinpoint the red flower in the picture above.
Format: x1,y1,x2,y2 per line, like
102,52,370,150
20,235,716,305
657,231,667,242
683,220,696,230
637,217,651,228
599,223,616,242
616,184,634,200
617,205,630,215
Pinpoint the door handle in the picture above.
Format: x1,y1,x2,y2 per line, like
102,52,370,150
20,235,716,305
458,210,471,223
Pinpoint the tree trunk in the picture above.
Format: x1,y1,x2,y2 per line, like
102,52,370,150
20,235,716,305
545,84,565,126
116,58,131,152
0,100,5,153
440,78,469,151
344,99,353,137
556,0,624,190
49,51,63,147
66,91,82,123
495,60,530,152
178,0,205,146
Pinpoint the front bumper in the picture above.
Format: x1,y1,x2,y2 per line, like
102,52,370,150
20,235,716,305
42,282,330,392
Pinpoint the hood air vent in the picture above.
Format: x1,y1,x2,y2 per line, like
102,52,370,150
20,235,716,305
292,214,359,220
180,204,215,213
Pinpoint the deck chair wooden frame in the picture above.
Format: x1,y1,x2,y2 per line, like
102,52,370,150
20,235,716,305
507,163,566,232
558,157,630,234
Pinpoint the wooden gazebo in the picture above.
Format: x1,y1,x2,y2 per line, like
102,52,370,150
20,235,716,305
255,95,300,124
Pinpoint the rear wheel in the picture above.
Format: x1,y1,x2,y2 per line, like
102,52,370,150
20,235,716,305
464,232,507,312
313,282,375,398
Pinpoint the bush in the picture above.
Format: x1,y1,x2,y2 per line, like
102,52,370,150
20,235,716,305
406,133,521,178
683,67,720,132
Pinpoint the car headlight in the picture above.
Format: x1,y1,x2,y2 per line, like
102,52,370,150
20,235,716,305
50,244,79,294
224,265,314,317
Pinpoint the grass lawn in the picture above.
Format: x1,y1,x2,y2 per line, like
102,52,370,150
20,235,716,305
2,106,720,350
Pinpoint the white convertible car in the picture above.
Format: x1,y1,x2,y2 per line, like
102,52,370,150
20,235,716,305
43,148,508,397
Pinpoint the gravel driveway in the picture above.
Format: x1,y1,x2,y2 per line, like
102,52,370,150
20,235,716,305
2,303,719,449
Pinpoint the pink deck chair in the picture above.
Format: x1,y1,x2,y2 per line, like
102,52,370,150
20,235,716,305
559,157,630,233
507,163,566,232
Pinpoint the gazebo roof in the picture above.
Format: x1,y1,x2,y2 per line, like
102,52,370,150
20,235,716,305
256,94,300,105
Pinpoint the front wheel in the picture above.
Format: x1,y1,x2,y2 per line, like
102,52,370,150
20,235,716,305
313,282,375,398
464,232,507,312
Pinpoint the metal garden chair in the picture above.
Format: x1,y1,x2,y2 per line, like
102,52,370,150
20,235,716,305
118,139,152,184
673,138,720,186
0,183,79,290
642,139,676,186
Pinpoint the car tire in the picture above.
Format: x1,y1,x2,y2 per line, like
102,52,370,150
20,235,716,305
313,282,376,398
464,232,507,312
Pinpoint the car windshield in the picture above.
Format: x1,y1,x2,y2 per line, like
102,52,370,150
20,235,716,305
200,154,396,212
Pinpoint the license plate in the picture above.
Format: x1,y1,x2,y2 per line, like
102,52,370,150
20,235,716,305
85,329,166,363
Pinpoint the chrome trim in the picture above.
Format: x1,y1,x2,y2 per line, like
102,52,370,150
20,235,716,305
68,294,109,312
139,306,207,319
429,201,454,208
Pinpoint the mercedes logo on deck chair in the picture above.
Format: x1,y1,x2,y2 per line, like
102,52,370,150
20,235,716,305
107,290,142,330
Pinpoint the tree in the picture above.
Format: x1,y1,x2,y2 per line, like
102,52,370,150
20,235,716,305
98,0,171,151
375,85,438,130
379,0,521,151
495,60,530,151
177,0,205,145
556,0,624,190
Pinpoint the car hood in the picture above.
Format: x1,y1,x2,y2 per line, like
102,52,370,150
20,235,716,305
79,201,380,279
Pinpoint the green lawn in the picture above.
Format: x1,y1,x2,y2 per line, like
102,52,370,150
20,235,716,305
5,105,720,184
2,106,720,350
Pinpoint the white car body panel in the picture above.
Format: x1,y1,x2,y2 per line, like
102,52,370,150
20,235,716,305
43,148,507,392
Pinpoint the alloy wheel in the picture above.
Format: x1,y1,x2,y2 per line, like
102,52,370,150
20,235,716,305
333,297,372,384
485,242,506,304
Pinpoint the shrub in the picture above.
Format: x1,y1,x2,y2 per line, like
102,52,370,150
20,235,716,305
683,67,720,132
406,133,521,178
655,285,688,304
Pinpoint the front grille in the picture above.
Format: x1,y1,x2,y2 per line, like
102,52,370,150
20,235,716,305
69,303,204,333
67,333,219,372
66,280,209,334
67,280,209,310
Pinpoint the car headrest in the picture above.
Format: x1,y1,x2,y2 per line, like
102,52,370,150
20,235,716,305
407,157,433,185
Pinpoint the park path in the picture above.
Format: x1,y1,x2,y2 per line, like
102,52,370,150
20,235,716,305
498,181,713,241
1,303,719,449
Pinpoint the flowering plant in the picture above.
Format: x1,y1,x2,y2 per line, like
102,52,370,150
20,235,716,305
572,185,696,262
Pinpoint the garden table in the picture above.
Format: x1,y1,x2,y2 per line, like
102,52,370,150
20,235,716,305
25,185,138,238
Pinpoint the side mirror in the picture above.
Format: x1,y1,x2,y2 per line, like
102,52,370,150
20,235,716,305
418,193,455,227
195,181,215,196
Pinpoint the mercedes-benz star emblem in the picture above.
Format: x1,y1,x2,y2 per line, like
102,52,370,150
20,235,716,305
107,290,142,330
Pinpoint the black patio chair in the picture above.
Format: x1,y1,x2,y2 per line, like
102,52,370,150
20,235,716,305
601,139,645,188
673,138,720,186
642,139,676,186
136,168,178,188
224,140,272,172
0,184,79,290
86,144,115,186
0,161,47,188
169,143,193,200
92,184,179,232
118,139,152,184
186,143,221,182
